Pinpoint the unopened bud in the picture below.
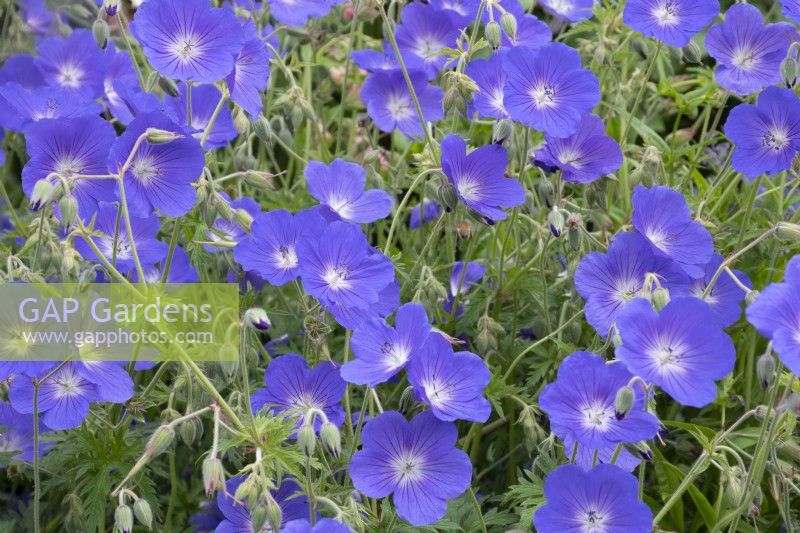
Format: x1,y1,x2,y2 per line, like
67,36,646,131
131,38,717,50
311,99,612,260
745,289,759,305
297,423,316,456
319,421,341,457
457,220,472,239
650,287,670,311
492,119,514,144
58,194,78,226
782,56,798,88
114,504,134,533
399,386,415,414
145,128,182,144
244,308,271,331
180,416,203,445
234,208,253,232
157,76,179,97
202,455,226,496
144,425,174,457
500,12,517,40
264,495,283,533
132,498,153,530
724,468,744,508
536,178,555,208
92,19,110,49
756,351,776,390
681,41,702,64
253,116,273,144
548,207,565,238
614,386,634,420
31,179,55,211
244,170,276,189
436,180,459,213
232,107,251,134
250,501,268,532
776,221,800,240
467,206,494,226
485,21,501,49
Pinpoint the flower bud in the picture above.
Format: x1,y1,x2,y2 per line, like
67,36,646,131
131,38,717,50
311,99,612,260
244,308,272,331
234,208,253,232
180,416,203,445
724,468,744,508
467,206,494,226
158,76,180,97
145,128,182,144
297,423,316,456
457,220,472,240
245,170,276,189
132,498,153,530
202,455,226,496
436,180,459,213
492,118,514,144
144,425,174,457
319,421,341,457
776,221,800,240
650,287,670,311
782,56,798,88
92,19,110,49
485,21,501,49
500,12,517,40
614,386,634,420
31,179,55,211
536,178,555,208
681,41,702,64
250,501,269,532
548,207,565,238
264,495,283,533
114,504,134,533
232,107,251,134
399,386,415,414
756,351,776,390
58,194,78,227
253,116,273,145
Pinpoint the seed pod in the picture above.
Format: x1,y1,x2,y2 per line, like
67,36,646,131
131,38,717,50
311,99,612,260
92,19,110,49
202,455,226,496
485,21,501,49
158,76,180,97
253,116,273,145
614,386,634,420
297,423,316,456
114,504,134,533
756,351,776,390
144,425,175,457
500,12,517,40
133,498,153,530
319,421,341,457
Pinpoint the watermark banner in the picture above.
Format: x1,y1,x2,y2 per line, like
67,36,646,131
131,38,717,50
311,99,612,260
0,283,240,362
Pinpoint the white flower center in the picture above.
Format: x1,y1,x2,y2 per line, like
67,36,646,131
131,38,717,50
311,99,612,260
557,147,584,168
380,341,410,368
423,378,453,408
457,179,481,201
33,98,60,121
387,94,414,120
490,88,506,114
530,83,557,108
762,129,789,151
132,156,160,183
273,245,298,270
57,63,83,88
323,265,352,291
53,370,84,398
393,451,425,484
652,1,679,26
414,37,442,60
732,47,757,70
55,155,84,178
650,339,685,371
582,509,608,532
582,401,613,430
172,35,200,61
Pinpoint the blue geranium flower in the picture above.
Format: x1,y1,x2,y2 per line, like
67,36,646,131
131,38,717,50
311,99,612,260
623,0,719,48
304,159,393,224
361,69,444,138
